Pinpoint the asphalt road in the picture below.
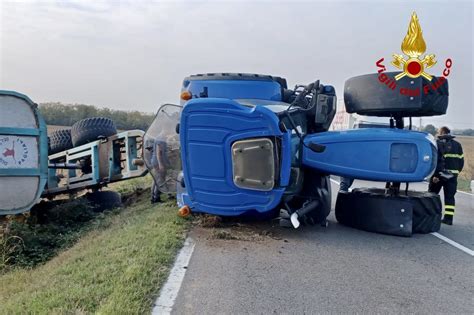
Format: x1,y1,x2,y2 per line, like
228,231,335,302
170,179,474,314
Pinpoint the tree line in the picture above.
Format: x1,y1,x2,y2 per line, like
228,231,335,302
422,124,474,137
39,102,155,131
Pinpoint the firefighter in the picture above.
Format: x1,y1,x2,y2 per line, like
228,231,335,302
428,126,464,225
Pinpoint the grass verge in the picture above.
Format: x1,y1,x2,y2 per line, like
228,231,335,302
0,193,187,314
456,136,473,192
457,178,471,193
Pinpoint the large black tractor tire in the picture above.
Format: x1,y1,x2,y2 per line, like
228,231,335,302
344,72,448,117
86,191,122,212
71,117,117,147
49,129,73,154
335,188,441,236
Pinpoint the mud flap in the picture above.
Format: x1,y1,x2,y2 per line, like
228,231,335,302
335,191,413,236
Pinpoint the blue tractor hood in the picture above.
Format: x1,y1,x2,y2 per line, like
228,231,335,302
180,73,287,105
179,98,291,216
302,128,437,182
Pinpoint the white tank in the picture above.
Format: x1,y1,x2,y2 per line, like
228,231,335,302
0,91,48,215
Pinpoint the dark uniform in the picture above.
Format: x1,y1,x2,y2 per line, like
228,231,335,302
428,134,464,225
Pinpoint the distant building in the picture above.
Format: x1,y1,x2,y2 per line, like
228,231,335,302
331,102,355,130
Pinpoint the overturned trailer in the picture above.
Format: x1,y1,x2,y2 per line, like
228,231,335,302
0,90,148,215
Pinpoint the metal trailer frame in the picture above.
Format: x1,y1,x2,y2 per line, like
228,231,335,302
44,130,147,196
0,89,149,215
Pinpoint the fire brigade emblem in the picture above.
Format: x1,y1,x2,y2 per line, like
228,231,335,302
0,136,31,167
391,12,436,81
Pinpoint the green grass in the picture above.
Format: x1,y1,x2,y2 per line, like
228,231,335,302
0,194,188,314
111,174,154,195
457,178,471,193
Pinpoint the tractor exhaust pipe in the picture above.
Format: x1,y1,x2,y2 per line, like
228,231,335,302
290,200,319,228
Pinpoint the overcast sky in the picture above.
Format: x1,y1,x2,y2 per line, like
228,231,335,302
0,0,472,128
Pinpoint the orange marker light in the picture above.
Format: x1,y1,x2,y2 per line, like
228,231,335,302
178,205,191,217
180,91,192,101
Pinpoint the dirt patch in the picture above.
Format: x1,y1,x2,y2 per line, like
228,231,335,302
121,187,148,207
194,215,224,228
210,227,281,242
192,214,284,242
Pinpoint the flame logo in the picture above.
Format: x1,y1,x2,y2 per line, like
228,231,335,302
401,13,426,58
391,12,436,81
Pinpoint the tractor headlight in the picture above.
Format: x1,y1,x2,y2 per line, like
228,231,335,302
424,142,438,181
232,138,275,191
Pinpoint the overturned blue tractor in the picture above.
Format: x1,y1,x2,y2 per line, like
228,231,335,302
144,73,448,236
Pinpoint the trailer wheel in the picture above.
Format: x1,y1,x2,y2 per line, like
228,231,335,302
49,129,73,154
71,117,117,147
335,188,441,235
86,191,122,212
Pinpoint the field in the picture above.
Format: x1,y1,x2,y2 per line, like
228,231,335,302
456,136,473,192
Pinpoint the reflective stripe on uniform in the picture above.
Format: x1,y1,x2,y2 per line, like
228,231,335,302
444,211,454,216
447,169,460,174
443,153,464,159
445,205,455,210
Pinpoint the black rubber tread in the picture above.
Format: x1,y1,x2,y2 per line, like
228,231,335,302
71,117,117,147
86,191,122,212
344,73,448,117
49,129,73,154
185,73,288,89
355,188,441,233
337,188,441,234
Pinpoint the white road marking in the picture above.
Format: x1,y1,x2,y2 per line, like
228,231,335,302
152,237,195,315
431,232,474,257
330,177,474,256
456,189,473,196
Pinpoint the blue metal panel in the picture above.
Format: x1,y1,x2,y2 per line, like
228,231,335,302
180,98,289,216
302,129,436,182
0,127,39,136
127,136,138,171
280,131,292,186
183,80,282,104
0,168,40,176
91,145,100,183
